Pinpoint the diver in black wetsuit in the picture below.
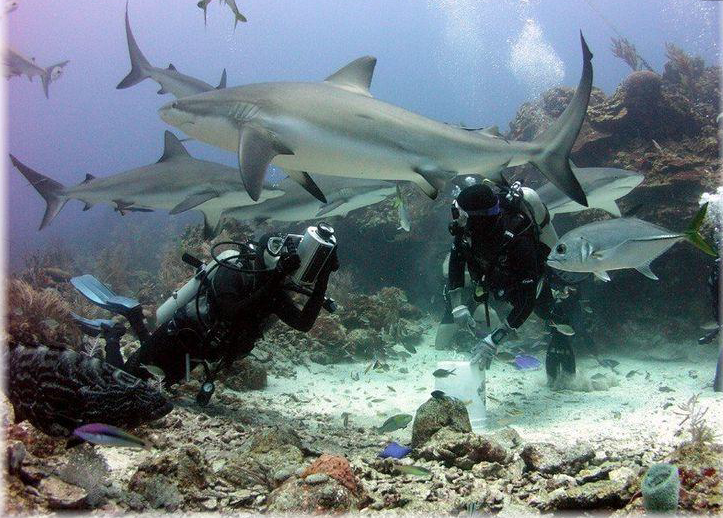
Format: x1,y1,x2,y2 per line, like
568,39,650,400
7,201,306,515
73,224,339,405
439,182,579,381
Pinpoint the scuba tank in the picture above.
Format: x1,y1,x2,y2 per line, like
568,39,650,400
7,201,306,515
155,249,242,328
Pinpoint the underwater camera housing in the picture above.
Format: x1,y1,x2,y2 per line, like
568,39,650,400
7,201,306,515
267,223,337,286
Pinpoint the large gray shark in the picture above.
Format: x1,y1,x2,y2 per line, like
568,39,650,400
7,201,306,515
4,48,69,98
11,131,282,235
538,166,644,218
159,35,594,207
223,175,397,224
117,5,226,98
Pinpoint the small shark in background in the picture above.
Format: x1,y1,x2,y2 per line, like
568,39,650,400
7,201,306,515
5,1,18,14
223,175,399,225
10,131,283,237
221,0,247,28
197,0,213,25
117,4,226,98
538,166,644,218
547,203,717,281
159,35,593,207
4,49,69,98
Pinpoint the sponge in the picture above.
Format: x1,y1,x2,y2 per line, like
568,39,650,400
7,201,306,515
642,463,680,513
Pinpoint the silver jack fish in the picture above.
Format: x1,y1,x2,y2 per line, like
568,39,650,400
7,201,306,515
547,203,717,281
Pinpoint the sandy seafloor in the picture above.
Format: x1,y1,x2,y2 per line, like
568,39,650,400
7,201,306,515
99,320,723,500
249,322,723,454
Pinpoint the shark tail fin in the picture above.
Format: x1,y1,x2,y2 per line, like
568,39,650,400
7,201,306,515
10,154,67,230
116,3,151,89
529,32,592,208
684,202,718,257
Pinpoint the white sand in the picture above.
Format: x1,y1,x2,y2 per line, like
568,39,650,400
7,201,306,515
256,325,723,455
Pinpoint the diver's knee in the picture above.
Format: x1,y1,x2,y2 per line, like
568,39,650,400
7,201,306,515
434,323,457,350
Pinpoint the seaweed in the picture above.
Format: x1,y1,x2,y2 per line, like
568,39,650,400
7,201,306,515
673,393,718,447
610,37,653,72
664,43,705,99
6,278,82,348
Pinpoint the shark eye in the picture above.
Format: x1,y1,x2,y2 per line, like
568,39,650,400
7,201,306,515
556,244,567,255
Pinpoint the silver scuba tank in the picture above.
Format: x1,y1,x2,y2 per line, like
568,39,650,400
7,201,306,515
291,223,337,286
155,249,241,327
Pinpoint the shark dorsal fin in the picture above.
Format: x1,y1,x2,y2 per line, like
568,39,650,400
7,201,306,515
158,131,191,162
167,63,176,71
217,69,227,89
324,56,377,97
81,174,95,184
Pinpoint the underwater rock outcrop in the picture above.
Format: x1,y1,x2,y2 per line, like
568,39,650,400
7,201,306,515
411,396,471,448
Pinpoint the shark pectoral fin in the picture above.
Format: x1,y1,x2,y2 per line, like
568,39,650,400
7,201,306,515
285,169,327,204
167,63,176,71
170,191,219,214
201,210,223,239
593,270,611,282
315,199,345,217
238,126,293,202
157,86,168,95
82,202,93,211
412,166,456,200
324,56,377,97
595,199,622,217
159,131,191,162
636,263,659,281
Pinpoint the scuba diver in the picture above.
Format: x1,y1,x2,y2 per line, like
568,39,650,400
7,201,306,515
435,181,582,381
70,223,339,405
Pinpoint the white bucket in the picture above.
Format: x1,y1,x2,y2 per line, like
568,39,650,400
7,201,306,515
434,360,486,432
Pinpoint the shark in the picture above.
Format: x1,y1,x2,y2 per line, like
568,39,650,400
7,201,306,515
10,131,283,236
222,175,398,224
158,34,594,208
4,48,69,98
117,4,226,98
538,166,644,218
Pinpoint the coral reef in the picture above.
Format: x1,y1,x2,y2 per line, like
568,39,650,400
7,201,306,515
6,279,82,348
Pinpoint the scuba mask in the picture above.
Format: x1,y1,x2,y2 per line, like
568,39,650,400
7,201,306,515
450,197,501,230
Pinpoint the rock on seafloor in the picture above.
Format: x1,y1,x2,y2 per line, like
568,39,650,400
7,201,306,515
411,395,472,448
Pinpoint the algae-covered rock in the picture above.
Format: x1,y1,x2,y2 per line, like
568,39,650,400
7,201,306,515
546,478,633,510
416,428,509,470
521,442,594,475
220,358,267,391
411,396,471,448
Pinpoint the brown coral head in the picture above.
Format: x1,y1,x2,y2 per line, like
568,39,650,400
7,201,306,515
302,454,361,495
622,70,662,109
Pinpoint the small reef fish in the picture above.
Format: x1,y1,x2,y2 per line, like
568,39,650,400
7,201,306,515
514,355,541,371
590,373,606,380
402,343,417,354
431,390,446,399
377,414,413,433
73,423,150,449
551,323,575,336
432,368,456,378
496,351,516,362
626,370,639,379
387,385,396,393
659,386,674,393
396,183,411,232
378,442,412,459
341,412,350,428
141,364,165,379
396,465,432,477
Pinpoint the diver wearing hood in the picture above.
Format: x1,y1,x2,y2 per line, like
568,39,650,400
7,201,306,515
115,223,339,404
440,181,579,380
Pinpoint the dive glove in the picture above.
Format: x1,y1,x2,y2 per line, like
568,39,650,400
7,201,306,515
470,323,511,367
452,305,476,335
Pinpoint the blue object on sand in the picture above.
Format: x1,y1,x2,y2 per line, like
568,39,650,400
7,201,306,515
515,354,542,371
378,441,412,459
